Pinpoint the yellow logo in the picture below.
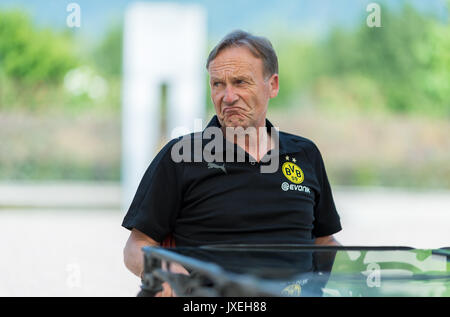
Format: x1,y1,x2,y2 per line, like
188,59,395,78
281,283,302,296
282,162,304,184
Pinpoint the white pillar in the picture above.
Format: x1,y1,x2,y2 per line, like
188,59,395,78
122,2,207,211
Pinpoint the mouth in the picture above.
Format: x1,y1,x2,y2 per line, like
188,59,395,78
223,106,245,116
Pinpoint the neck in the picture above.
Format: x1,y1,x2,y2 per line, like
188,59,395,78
222,119,273,162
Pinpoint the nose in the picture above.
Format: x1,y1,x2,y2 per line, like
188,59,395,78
223,85,238,105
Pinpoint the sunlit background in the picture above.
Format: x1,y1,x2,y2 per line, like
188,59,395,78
0,0,449,296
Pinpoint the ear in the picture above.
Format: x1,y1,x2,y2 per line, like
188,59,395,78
268,73,279,99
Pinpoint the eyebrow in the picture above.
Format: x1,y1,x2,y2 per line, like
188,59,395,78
210,75,253,82
235,75,252,82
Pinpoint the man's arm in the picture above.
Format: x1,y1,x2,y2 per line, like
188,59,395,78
314,234,340,246
123,228,188,297
123,228,160,278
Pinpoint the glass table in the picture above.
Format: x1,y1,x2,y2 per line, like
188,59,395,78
139,245,450,297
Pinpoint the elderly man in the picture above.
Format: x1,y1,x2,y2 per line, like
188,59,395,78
122,30,342,287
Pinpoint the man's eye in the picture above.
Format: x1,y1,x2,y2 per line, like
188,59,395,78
236,80,244,85
213,82,222,87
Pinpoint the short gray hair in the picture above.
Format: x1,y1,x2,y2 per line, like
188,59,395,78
206,30,279,78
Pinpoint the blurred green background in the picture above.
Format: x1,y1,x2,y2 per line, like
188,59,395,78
0,0,449,189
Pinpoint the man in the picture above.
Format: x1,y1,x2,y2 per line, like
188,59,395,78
122,30,342,291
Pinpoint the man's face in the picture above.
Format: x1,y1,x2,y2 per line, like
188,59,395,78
208,46,279,129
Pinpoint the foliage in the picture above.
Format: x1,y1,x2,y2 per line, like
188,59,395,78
264,3,450,119
0,10,78,84
299,4,449,117
93,22,123,77
0,10,81,112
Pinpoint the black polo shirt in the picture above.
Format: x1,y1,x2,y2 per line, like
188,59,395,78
122,115,341,246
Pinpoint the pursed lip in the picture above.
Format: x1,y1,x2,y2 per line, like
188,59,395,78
222,106,246,115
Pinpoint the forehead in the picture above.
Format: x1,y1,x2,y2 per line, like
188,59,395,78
208,46,264,79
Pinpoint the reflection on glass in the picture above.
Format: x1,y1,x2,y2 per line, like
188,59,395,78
141,245,450,297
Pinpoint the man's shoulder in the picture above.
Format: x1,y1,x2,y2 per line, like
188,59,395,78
151,136,187,164
278,130,319,153
156,132,204,163
159,130,203,149
157,137,183,155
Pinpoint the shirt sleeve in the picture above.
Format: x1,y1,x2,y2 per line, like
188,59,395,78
309,143,342,238
121,139,182,243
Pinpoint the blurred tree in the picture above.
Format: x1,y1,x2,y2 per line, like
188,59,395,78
93,22,123,77
270,37,323,109
0,10,78,84
421,11,450,116
319,4,450,117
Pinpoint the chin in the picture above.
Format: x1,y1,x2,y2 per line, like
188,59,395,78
224,116,249,129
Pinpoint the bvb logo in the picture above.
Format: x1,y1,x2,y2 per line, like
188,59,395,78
282,162,304,184
281,283,302,297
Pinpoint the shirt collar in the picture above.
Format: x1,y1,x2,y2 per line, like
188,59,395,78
203,115,297,155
